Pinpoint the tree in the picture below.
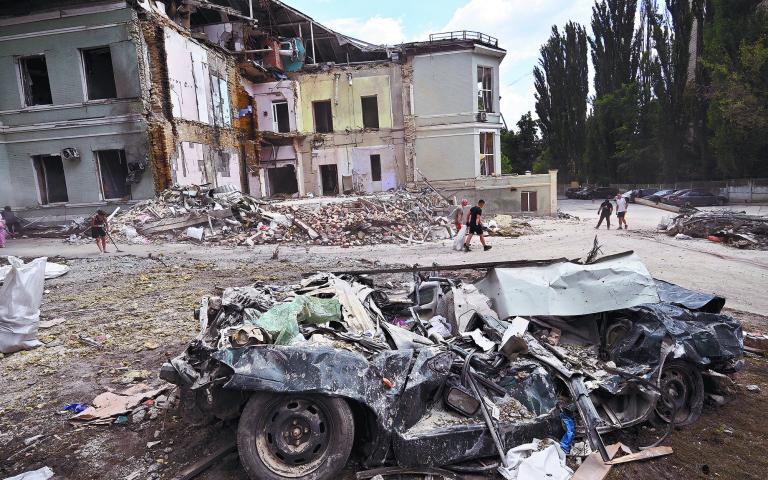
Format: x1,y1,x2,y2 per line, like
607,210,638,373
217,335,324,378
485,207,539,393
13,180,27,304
585,0,642,182
534,22,590,181
702,0,768,177
500,112,542,174
646,0,703,180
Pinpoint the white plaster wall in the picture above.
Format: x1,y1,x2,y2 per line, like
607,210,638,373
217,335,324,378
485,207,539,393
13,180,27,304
241,79,298,133
351,145,396,193
164,27,211,124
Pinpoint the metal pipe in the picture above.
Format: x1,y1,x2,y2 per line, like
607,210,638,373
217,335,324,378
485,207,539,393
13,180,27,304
248,0,253,18
310,21,316,64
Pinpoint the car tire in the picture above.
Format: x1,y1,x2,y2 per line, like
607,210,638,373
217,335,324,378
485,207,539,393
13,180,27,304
237,393,354,480
652,360,704,427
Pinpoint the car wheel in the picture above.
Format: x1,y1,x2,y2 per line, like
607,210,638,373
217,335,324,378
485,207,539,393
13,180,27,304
653,360,704,427
237,393,354,480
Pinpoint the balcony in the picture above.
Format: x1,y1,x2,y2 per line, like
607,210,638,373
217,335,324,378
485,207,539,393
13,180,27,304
428,31,499,47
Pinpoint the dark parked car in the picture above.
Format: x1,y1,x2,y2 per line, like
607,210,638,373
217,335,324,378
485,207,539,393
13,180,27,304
565,187,582,199
665,190,728,207
161,255,742,480
659,189,692,204
625,188,660,203
645,189,676,203
578,186,619,200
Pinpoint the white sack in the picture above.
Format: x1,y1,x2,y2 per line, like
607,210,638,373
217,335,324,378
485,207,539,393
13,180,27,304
0,260,69,283
498,440,573,480
452,225,467,251
3,466,55,480
0,256,47,354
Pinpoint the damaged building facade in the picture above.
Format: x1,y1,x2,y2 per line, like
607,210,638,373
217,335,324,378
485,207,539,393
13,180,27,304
0,0,558,218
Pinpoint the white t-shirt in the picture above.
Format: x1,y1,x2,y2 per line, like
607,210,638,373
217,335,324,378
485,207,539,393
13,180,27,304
616,197,628,212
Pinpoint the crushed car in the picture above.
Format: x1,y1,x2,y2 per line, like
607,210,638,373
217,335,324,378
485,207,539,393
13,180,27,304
160,250,743,480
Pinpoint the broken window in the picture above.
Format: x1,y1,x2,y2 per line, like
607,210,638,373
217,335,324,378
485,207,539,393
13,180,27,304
32,155,68,204
268,165,299,195
217,152,231,177
370,154,382,182
320,164,338,195
477,66,493,112
361,95,379,129
479,132,495,176
272,101,290,133
95,150,130,200
313,100,333,133
521,191,538,212
18,55,52,106
82,47,117,100
210,75,232,127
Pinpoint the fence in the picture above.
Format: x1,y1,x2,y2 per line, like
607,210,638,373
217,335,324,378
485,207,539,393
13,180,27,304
559,178,768,203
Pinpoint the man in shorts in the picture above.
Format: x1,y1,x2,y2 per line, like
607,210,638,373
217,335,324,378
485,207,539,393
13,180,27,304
463,200,491,252
615,194,628,229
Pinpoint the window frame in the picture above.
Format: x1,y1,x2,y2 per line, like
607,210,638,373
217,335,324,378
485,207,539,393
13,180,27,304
479,131,495,176
361,95,380,129
18,54,53,107
272,101,290,133
370,154,382,182
476,65,494,113
312,100,334,133
94,149,131,200
80,46,117,101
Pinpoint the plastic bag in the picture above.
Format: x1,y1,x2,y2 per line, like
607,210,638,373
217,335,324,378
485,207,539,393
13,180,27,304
452,225,467,251
251,295,341,345
0,256,47,354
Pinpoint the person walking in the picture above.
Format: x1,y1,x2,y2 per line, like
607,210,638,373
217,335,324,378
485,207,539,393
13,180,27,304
0,216,6,248
595,199,613,229
1,206,21,238
463,200,491,252
451,199,471,232
615,195,629,230
91,209,110,253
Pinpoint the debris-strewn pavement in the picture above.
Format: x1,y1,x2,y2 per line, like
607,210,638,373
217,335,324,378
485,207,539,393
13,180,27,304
2,200,768,480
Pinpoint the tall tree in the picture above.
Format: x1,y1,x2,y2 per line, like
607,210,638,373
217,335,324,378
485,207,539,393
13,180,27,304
585,0,642,182
646,0,703,180
702,0,768,177
534,22,590,180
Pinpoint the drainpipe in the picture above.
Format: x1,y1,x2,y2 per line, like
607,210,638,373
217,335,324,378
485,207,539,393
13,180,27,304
248,0,253,18
334,73,340,105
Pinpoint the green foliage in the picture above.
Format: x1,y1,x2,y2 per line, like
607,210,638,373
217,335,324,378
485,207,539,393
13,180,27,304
534,22,590,181
500,112,542,174
535,0,767,181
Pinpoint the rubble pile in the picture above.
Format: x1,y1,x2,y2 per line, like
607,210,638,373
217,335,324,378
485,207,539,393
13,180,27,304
107,185,458,247
160,252,743,479
663,209,768,249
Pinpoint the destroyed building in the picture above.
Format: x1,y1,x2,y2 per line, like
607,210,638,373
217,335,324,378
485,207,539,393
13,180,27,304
0,0,559,222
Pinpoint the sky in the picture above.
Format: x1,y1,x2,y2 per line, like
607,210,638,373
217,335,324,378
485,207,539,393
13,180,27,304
287,0,595,130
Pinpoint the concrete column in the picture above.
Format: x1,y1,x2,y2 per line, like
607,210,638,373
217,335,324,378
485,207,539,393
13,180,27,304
548,169,558,215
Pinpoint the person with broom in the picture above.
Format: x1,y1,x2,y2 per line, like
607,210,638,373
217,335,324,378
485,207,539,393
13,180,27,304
91,209,110,253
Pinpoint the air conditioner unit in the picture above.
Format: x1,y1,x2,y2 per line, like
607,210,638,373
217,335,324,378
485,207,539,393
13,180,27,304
477,112,488,122
62,147,80,160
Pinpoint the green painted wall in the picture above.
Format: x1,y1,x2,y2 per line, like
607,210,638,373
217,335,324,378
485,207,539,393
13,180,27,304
297,73,392,133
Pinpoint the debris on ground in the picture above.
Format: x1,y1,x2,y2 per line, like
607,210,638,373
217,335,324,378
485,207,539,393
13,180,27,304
71,383,168,424
159,248,743,479
98,184,463,247
0,257,46,354
664,209,768,249
557,210,580,221
2,466,55,480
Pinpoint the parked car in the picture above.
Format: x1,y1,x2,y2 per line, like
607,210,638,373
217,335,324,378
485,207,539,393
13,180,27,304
660,189,692,204
161,255,742,480
565,187,582,199
579,186,619,200
644,189,676,203
665,190,728,207
625,188,660,203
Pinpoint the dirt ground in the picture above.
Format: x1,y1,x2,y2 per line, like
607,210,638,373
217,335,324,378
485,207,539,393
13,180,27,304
1,199,767,479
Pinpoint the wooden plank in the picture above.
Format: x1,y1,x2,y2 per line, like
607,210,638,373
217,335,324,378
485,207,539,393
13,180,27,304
572,443,622,480
173,440,237,480
605,446,673,465
635,198,681,213
139,210,232,234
